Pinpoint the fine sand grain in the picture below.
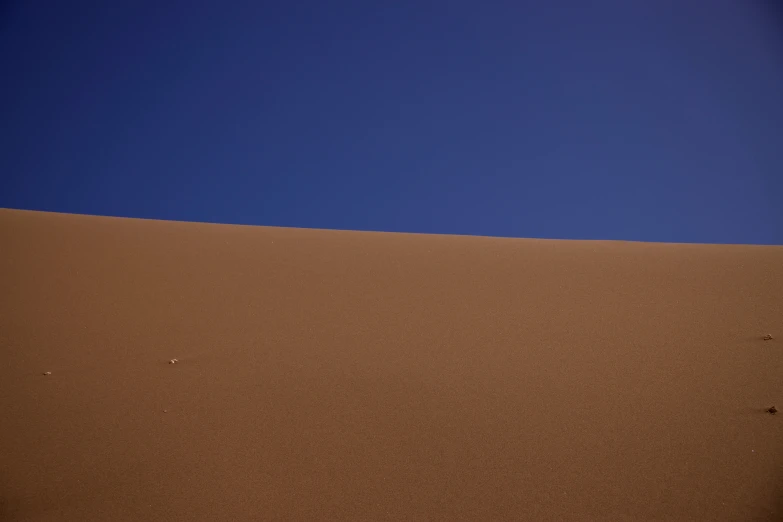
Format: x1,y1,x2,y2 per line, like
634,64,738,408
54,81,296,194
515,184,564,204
1,208,781,521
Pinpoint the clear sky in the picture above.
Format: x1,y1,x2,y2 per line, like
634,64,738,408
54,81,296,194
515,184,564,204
2,1,782,244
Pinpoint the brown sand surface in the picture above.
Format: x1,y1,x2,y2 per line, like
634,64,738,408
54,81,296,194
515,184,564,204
1,208,781,521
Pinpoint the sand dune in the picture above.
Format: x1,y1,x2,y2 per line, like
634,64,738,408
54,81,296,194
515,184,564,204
1,208,781,521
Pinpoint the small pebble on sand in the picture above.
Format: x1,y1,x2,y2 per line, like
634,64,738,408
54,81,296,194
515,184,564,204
762,334,773,341
43,371,51,376
168,358,179,364
767,406,777,415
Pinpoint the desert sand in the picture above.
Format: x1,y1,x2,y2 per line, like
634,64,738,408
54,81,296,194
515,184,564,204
0,208,781,521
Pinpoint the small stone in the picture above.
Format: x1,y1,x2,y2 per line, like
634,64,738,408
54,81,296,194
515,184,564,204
43,371,51,376
168,358,179,364
767,406,777,415
762,334,773,341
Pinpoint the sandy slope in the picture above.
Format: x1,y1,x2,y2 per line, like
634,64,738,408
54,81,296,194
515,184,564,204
0,208,781,521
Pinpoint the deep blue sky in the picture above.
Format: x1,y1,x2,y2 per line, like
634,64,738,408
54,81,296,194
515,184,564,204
2,1,782,244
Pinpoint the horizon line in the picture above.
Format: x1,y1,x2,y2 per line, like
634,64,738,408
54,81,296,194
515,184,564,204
3,206,780,248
